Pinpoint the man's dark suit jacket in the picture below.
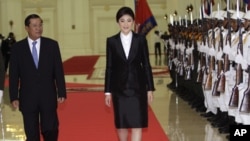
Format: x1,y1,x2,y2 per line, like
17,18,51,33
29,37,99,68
9,37,66,112
104,32,155,95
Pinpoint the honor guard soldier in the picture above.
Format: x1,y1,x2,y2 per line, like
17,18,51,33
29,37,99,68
234,10,250,125
200,12,218,117
227,10,245,122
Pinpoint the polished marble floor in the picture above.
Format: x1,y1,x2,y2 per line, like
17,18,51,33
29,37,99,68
0,55,228,141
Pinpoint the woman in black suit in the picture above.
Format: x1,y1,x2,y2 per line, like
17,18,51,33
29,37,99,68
104,7,155,141
9,14,66,141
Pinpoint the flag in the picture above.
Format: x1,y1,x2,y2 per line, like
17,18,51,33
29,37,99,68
243,0,250,10
244,0,249,3
134,0,157,36
204,0,215,16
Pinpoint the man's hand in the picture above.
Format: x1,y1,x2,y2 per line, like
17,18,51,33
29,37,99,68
105,95,112,107
12,100,19,109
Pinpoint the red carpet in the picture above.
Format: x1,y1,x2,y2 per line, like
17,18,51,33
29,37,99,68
63,55,99,75
57,92,169,141
4,78,104,92
66,82,104,92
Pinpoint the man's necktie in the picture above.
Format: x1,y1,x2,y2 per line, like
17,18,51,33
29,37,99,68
32,41,38,68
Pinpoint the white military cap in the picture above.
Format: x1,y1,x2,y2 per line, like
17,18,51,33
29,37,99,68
215,10,226,20
222,10,235,18
231,11,245,20
211,11,217,19
243,10,250,20
203,13,210,19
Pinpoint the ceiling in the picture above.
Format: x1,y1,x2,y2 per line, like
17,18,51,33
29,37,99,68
22,0,166,8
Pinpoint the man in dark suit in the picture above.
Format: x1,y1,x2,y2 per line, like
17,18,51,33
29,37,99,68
9,14,66,141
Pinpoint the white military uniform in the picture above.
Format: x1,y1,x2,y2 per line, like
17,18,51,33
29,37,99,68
201,11,220,115
226,11,245,121
220,10,236,116
234,10,250,125
210,10,228,114
210,11,222,110
203,24,218,114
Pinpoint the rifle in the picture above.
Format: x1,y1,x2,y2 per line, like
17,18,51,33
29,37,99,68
196,33,206,83
229,18,243,108
168,27,178,71
217,10,232,93
199,18,210,86
216,34,225,93
177,39,184,76
204,54,214,90
239,67,250,113
196,53,205,83
197,16,208,83
217,22,224,77
204,19,216,90
212,20,224,96
185,35,194,80
175,33,183,88
202,37,209,86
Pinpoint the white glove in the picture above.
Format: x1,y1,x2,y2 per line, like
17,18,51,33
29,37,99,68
216,49,223,60
208,47,216,56
235,51,248,70
223,44,231,54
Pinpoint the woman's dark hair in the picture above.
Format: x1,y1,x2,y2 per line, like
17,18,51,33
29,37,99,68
24,14,43,26
116,6,135,22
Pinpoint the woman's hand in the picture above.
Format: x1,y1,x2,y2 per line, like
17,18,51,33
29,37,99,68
105,95,112,107
58,97,65,103
147,91,154,104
